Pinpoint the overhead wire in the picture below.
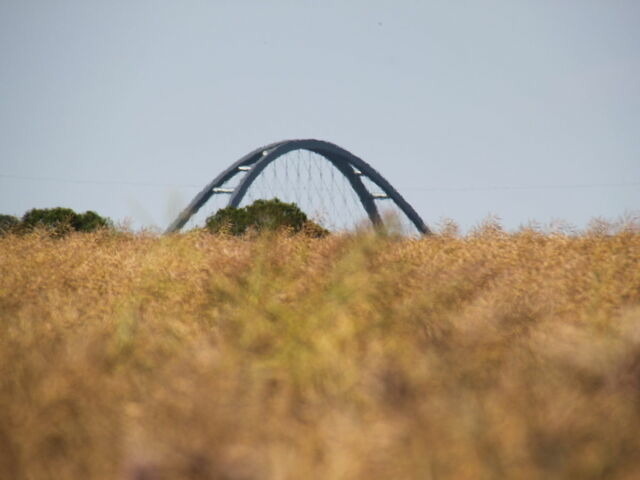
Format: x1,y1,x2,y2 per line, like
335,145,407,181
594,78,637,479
1,173,637,192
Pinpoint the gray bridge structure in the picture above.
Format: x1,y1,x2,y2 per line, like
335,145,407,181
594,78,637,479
165,139,431,235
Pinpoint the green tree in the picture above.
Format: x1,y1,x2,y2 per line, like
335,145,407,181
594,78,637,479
0,214,20,235
21,207,110,236
205,198,328,237
73,210,110,232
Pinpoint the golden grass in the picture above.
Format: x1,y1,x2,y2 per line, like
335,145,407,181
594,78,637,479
1,226,639,479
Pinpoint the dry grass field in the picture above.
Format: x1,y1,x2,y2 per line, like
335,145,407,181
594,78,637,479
1,223,640,479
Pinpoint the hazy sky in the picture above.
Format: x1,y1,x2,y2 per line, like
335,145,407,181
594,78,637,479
1,0,638,232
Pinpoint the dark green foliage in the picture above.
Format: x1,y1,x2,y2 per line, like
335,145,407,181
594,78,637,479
21,207,77,234
205,198,328,237
0,214,20,235
206,205,251,236
73,210,110,232
20,207,110,236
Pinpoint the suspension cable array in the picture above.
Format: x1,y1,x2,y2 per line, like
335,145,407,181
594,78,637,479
165,139,431,235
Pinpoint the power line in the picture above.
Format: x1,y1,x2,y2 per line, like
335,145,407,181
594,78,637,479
0,173,200,188
403,182,640,192
0,173,638,192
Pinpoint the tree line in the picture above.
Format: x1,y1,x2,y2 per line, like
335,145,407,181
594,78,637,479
0,199,328,237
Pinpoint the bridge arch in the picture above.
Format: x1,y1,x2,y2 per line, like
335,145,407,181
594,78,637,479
165,139,430,234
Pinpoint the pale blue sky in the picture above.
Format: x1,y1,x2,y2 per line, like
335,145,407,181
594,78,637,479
1,1,638,232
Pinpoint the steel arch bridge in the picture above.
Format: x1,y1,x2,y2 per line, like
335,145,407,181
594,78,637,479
165,139,431,235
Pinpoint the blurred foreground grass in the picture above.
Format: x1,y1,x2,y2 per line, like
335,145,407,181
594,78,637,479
1,226,639,479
